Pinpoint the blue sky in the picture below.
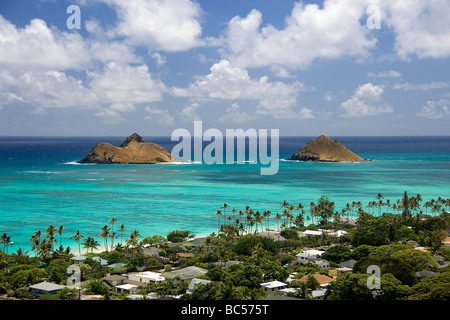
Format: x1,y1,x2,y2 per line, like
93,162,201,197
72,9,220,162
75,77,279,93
1,0,450,136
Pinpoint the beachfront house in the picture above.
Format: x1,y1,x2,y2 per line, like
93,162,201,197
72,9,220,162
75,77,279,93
296,249,325,263
260,281,288,295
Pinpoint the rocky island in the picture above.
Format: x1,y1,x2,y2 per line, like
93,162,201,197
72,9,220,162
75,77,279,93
78,133,173,164
288,135,367,162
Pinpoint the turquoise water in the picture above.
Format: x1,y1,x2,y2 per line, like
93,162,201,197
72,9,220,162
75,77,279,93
1,136,450,252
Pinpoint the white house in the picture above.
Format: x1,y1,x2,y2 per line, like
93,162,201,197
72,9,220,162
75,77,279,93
260,281,288,295
296,249,325,263
299,230,323,237
127,271,165,283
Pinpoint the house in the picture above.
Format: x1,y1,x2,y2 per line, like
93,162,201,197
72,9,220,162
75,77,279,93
296,249,325,263
127,271,165,283
260,281,288,295
310,259,330,270
442,237,450,247
432,255,450,269
257,231,286,242
177,252,195,259
340,217,356,226
299,230,323,237
415,270,439,280
103,275,128,290
310,289,328,299
29,281,66,297
187,278,212,294
70,255,87,263
338,259,357,269
162,266,208,281
297,273,334,287
336,267,353,275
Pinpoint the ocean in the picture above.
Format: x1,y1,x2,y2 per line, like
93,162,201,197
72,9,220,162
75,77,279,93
0,136,449,253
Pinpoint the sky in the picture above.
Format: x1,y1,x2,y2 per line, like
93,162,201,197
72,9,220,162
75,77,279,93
0,0,450,136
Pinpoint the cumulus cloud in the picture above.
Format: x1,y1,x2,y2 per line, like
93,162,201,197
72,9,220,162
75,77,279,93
220,1,376,69
416,100,449,119
340,83,393,117
145,106,175,125
367,70,402,78
87,62,166,106
0,16,90,70
382,0,450,60
392,81,450,91
180,103,201,122
219,103,258,124
97,0,203,52
0,69,97,109
173,59,305,119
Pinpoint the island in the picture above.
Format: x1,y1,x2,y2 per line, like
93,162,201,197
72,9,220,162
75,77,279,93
288,135,367,162
78,133,173,164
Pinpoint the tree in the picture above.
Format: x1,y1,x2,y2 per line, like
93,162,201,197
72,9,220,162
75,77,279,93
99,225,111,253
70,230,84,255
321,245,352,263
119,224,126,245
45,225,58,251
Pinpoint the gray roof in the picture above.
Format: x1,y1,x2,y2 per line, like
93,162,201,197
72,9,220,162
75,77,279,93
338,259,357,268
29,281,66,291
415,270,439,279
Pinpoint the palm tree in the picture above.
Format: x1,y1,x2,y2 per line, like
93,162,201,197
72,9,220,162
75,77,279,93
58,225,64,247
45,225,58,251
215,210,222,233
99,225,111,253
1,233,9,253
274,212,282,231
110,232,117,251
119,224,126,245
109,217,118,234
263,210,271,233
83,236,99,253
70,230,84,255
221,203,230,225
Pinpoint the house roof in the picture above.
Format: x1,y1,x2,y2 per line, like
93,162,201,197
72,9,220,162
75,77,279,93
103,275,127,281
297,274,334,286
296,249,325,256
260,280,287,289
29,281,66,291
188,278,212,291
338,259,357,268
162,266,208,280
261,295,302,300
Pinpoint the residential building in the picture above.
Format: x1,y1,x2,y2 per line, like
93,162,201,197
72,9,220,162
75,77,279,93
296,249,325,263
260,281,288,295
187,278,212,294
29,281,66,297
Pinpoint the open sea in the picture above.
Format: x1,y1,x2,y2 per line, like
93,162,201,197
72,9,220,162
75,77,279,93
1,136,450,253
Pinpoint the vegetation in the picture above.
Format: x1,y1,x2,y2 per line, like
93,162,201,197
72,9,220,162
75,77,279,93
0,193,449,300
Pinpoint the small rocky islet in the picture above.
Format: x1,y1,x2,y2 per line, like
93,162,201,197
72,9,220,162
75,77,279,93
78,133,173,164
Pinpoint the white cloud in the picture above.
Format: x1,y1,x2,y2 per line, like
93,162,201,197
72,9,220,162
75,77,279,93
298,107,315,120
382,0,450,60
220,1,376,69
173,59,305,119
367,70,402,78
392,81,450,91
0,16,90,70
145,106,175,126
416,100,449,119
87,62,166,106
0,69,97,109
180,103,201,122
219,103,258,124
98,0,203,52
340,83,393,117
324,91,334,102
